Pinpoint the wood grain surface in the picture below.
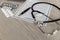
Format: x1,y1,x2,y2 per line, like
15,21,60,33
0,0,60,40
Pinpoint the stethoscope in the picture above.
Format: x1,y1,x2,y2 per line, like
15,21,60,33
19,2,60,23
19,2,60,35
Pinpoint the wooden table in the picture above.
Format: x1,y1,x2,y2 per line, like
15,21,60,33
0,0,60,40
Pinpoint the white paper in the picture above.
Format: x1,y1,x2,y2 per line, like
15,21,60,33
15,0,52,23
